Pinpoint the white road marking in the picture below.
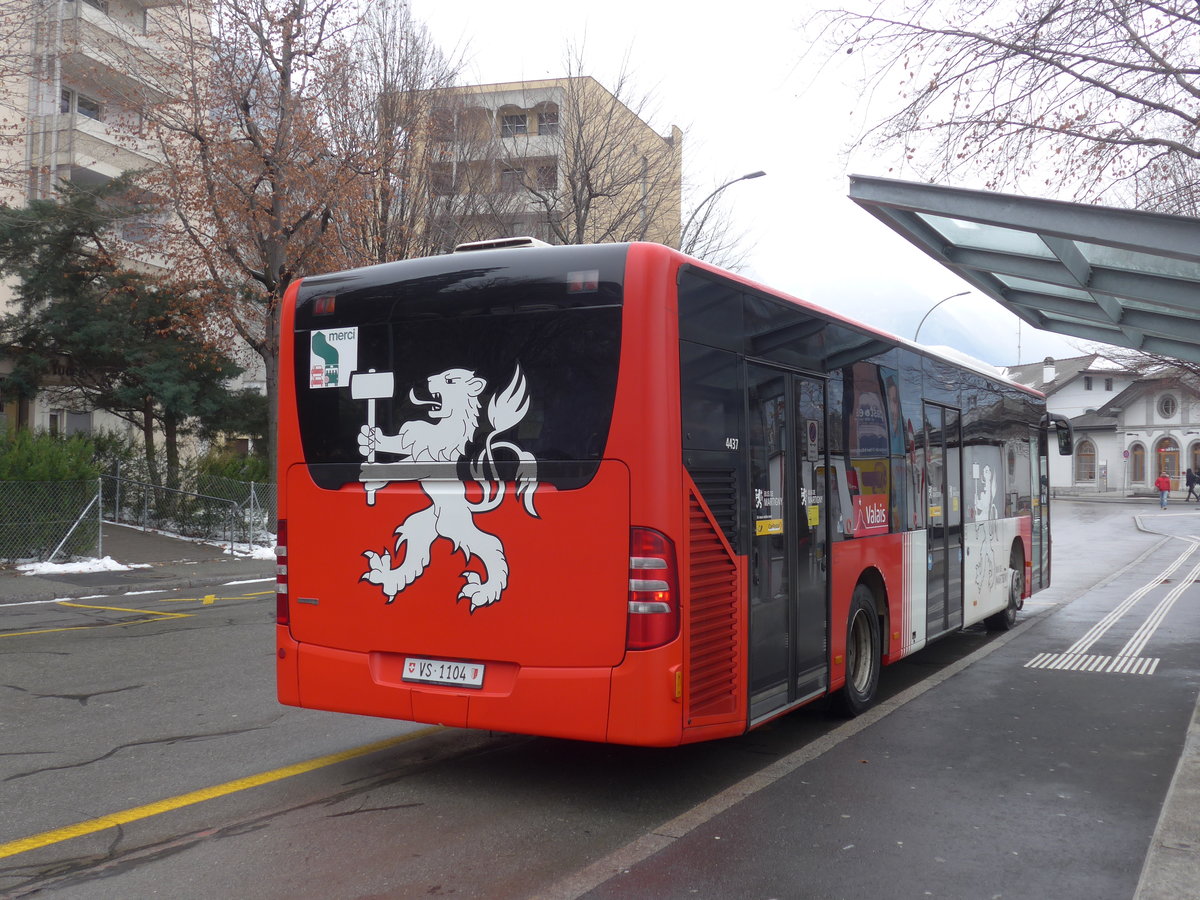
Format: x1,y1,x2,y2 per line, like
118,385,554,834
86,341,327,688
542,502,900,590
1025,539,1197,676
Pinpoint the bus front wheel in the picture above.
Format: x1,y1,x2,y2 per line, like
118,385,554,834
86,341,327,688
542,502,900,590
985,546,1025,632
835,585,881,717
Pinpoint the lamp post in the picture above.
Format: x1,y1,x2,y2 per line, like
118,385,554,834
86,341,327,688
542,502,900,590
680,170,765,252
912,291,970,342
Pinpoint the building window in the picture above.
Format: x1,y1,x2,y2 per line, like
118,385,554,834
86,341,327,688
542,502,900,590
78,94,101,120
499,166,523,192
1083,376,1093,390
537,110,559,135
430,165,454,196
61,89,102,120
1158,395,1178,418
1131,443,1146,483
501,113,527,137
1156,436,1180,479
535,164,557,190
121,217,155,243
1105,378,1114,391
1075,439,1096,482
67,411,92,435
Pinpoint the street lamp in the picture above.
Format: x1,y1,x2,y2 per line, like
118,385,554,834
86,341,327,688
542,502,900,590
912,291,970,342
680,170,766,251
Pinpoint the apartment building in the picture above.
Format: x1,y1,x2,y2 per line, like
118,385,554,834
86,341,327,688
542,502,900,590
0,0,182,433
428,77,683,250
0,0,270,447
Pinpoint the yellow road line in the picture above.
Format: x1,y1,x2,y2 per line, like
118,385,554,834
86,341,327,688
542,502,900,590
0,728,438,860
0,602,192,639
58,601,191,619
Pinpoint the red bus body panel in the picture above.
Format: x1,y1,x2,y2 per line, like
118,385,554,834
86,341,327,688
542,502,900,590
276,242,1051,747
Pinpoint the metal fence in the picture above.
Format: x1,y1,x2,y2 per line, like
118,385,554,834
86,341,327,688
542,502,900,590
192,476,277,549
0,476,277,564
100,475,277,552
0,479,102,563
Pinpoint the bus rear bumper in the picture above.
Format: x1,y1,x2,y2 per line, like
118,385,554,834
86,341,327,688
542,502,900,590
286,639,618,743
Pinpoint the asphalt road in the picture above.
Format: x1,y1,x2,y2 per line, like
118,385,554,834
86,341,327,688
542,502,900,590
1,500,1197,899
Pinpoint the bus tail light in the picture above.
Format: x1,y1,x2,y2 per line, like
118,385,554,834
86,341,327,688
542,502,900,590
627,527,679,650
276,519,289,626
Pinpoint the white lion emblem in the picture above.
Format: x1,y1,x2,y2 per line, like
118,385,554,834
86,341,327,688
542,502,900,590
356,366,538,611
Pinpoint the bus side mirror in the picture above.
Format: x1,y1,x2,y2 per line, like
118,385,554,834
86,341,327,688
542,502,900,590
1057,428,1073,456
1040,413,1074,456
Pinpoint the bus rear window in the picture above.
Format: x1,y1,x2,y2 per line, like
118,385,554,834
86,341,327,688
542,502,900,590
291,245,627,491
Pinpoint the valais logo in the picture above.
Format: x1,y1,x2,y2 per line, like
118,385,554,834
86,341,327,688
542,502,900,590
852,494,889,537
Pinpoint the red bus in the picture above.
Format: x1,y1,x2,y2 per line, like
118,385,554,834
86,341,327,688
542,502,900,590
275,239,1072,746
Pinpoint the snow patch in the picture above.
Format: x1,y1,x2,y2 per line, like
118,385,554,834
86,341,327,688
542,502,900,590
18,557,152,576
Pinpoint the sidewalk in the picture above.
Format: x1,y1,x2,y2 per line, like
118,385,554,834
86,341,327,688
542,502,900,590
0,523,275,605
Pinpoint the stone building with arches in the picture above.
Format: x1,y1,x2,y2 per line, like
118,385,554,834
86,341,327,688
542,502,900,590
1006,354,1200,495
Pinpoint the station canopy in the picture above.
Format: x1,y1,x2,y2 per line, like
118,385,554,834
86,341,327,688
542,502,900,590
848,175,1200,364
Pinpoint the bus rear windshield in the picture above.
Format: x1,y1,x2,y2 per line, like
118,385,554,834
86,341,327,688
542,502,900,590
291,245,627,491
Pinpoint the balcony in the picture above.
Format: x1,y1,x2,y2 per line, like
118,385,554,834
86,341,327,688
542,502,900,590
53,2,177,104
35,112,163,183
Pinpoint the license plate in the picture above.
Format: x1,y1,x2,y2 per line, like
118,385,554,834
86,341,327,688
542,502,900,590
402,657,485,689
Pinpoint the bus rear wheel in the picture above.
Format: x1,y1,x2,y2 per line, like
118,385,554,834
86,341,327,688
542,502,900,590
834,585,881,717
986,547,1025,632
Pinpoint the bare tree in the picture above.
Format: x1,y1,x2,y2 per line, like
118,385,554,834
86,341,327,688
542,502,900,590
138,0,366,469
679,174,761,271
817,0,1200,207
1091,345,1200,381
436,49,683,248
322,0,463,265
539,56,681,245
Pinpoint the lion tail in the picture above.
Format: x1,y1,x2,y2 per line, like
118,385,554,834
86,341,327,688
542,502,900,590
468,440,539,517
514,450,539,518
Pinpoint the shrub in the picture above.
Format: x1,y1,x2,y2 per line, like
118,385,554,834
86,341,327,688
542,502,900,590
0,428,99,480
196,447,271,483
91,428,161,484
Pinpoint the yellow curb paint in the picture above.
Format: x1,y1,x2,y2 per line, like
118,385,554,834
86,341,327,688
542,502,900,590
0,729,438,860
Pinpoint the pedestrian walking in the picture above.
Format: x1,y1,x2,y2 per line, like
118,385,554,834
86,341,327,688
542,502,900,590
1186,468,1199,502
1156,471,1172,509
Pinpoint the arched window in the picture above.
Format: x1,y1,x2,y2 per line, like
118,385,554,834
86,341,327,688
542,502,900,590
1075,439,1096,482
1156,436,1180,478
1131,443,1146,483
1190,442,1200,475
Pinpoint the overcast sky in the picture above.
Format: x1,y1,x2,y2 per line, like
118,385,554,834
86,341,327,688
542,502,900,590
408,0,1089,369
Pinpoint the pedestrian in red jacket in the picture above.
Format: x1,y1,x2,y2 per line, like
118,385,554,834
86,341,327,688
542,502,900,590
1155,472,1172,509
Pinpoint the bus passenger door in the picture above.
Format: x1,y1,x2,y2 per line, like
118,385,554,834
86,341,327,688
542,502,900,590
924,403,963,637
746,365,829,722
1030,427,1050,590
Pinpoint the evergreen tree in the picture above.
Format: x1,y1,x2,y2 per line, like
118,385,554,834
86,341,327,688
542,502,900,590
0,178,242,487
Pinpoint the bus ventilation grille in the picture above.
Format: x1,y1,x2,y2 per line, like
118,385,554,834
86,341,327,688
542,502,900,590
688,467,738,547
687,491,739,720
